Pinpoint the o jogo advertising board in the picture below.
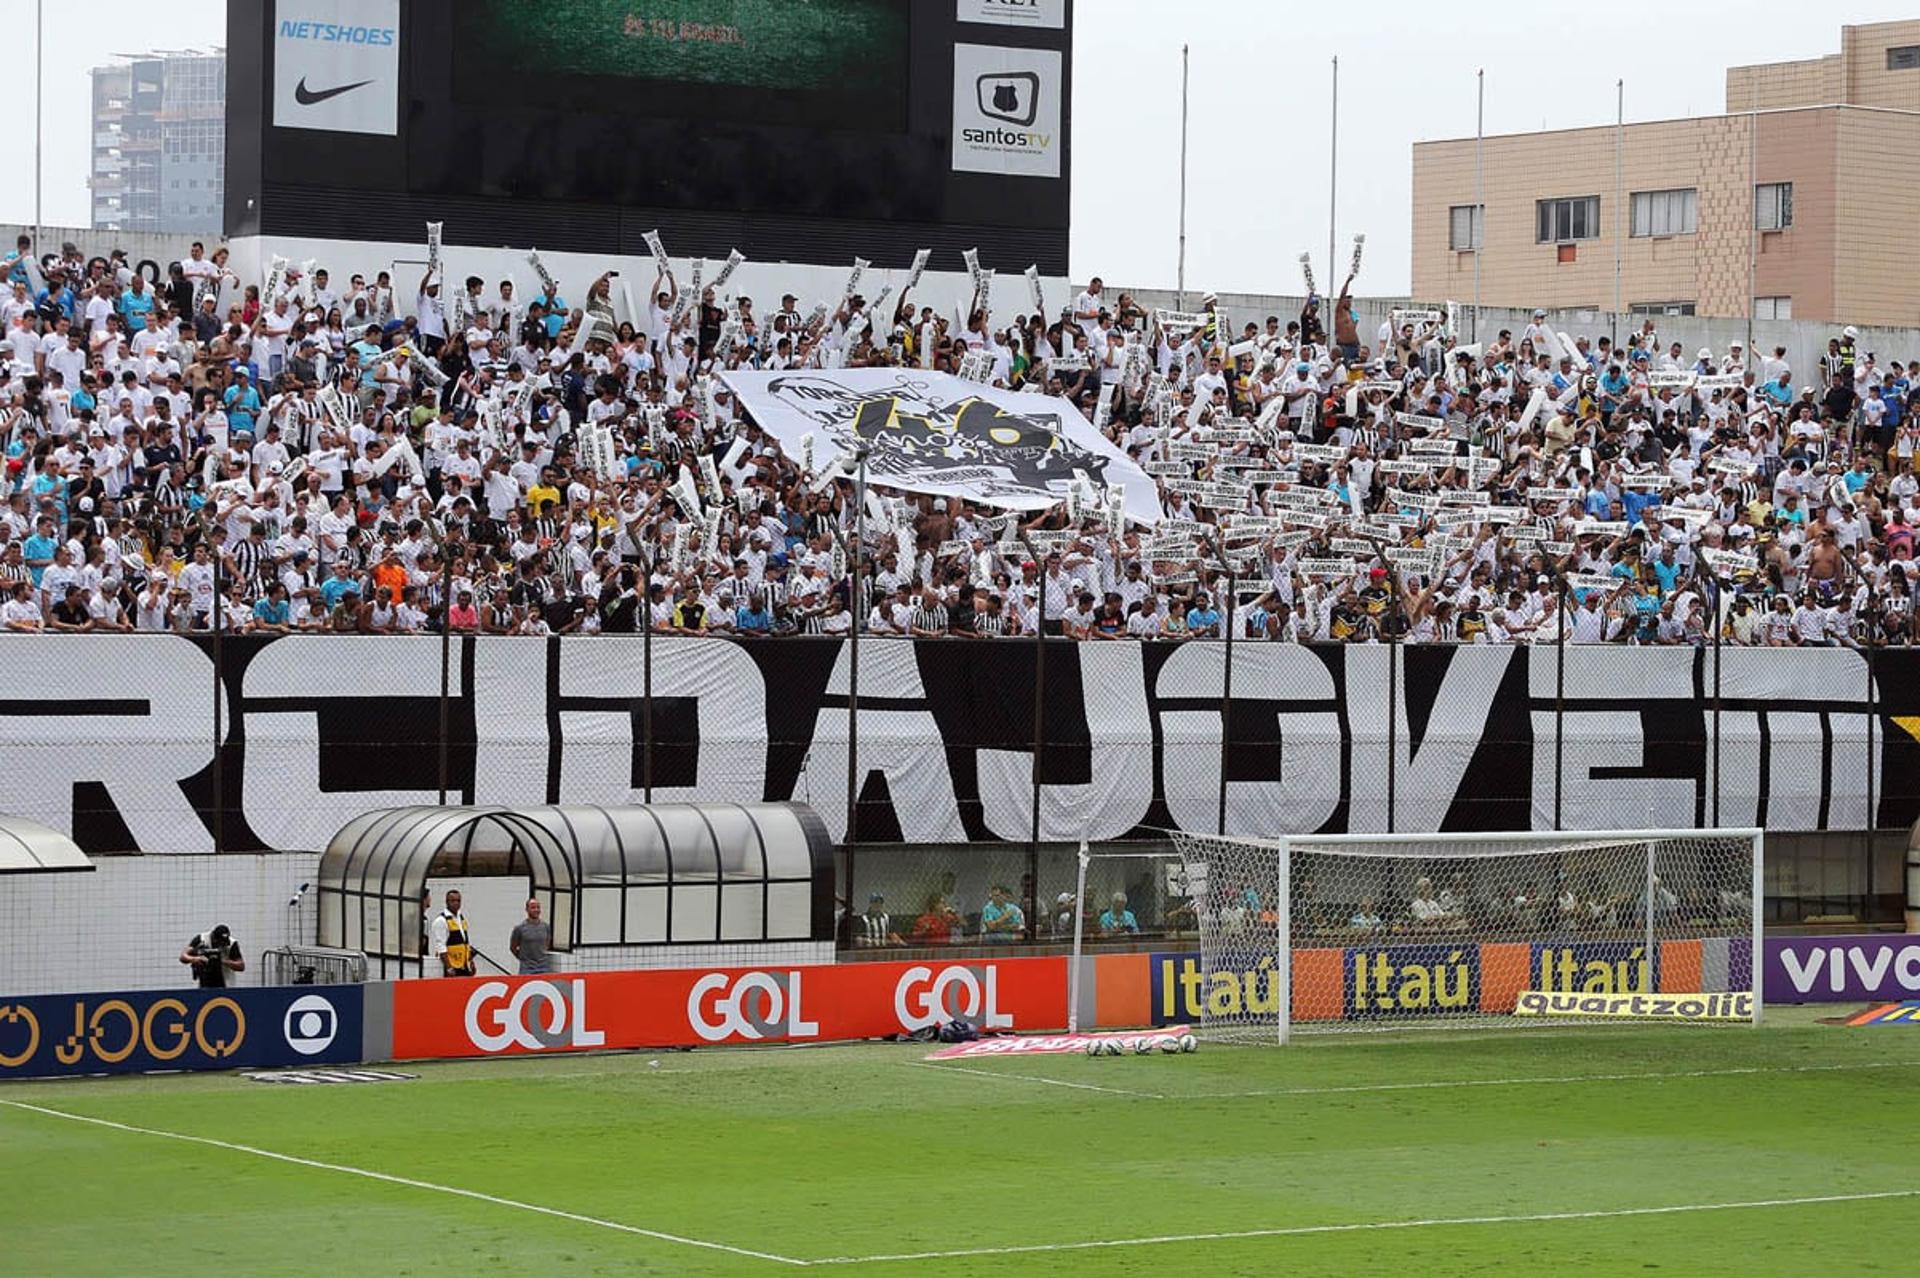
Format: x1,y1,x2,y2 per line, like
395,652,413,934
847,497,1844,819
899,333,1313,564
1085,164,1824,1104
1145,938,1748,1026
0,985,364,1079
390,958,1068,1059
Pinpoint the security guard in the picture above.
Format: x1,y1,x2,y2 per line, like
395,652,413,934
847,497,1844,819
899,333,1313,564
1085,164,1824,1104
429,889,475,977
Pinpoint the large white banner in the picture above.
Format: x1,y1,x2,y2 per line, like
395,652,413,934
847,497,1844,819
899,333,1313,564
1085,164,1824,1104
273,0,401,137
952,43,1062,179
719,369,1161,525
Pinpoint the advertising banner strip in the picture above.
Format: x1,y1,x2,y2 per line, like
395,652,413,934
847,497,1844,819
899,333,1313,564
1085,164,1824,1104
389,958,1070,1059
924,1025,1193,1059
1763,934,1920,1003
1846,1002,1920,1026
1512,989,1754,1021
0,985,364,1080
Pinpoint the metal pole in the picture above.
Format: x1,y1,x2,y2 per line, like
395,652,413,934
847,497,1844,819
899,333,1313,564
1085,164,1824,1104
1067,841,1088,1032
846,452,867,847
1613,79,1623,342
1746,88,1757,361
34,0,43,250
1328,55,1339,297
1473,69,1484,343
1711,576,1722,828
1217,571,1234,836
438,550,453,805
1027,537,1047,945
1555,576,1567,831
1176,44,1189,311
211,556,224,855
641,558,654,803
1386,620,1398,835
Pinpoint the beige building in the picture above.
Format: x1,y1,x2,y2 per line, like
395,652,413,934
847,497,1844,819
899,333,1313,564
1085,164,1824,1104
1411,20,1920,328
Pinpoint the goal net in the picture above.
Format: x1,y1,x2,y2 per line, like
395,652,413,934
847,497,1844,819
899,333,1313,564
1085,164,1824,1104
1166,829,1763,1044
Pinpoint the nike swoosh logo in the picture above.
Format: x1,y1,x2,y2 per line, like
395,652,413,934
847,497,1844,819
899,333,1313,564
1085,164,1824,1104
294,77,373,106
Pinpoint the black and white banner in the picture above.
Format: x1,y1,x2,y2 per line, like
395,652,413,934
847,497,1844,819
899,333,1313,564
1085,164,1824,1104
272,0,401,136
1,637,1913,855
721,369,1161,524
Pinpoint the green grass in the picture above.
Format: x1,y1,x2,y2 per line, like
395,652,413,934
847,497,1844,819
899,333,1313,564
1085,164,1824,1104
5,1007,1919,1277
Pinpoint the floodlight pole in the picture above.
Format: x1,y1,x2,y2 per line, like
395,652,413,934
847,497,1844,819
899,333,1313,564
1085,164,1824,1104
641,546,654,803
1176,44,1189,310
1021,530,1047,937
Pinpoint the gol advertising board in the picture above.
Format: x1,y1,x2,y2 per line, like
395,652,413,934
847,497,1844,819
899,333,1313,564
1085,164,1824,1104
0,985,363,1080
1764,934,1920,1003
389,958,1068,1059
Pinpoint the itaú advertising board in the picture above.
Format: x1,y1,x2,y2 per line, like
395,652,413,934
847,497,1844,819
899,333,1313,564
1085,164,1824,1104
389,959,1069,1059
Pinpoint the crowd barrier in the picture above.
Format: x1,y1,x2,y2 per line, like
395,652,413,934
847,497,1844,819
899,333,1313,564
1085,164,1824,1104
2,937,1900,1079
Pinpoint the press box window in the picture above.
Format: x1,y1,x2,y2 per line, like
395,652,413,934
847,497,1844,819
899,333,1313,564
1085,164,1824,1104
1448,204,1483,251
1630,188,1697,237
1537,196,1599,243
1888,45,1920,70
1755,182,1793,231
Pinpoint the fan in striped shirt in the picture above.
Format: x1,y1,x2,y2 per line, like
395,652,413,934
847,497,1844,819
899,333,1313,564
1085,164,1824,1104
972,596,1008,636
907,590,949,637
855,894,904,947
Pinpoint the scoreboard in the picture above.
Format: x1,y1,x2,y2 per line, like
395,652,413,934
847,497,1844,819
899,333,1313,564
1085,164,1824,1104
225,0,1071,271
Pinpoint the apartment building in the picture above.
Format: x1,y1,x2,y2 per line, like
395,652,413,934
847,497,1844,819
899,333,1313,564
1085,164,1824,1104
91,50,226,234
1411,20,1920,327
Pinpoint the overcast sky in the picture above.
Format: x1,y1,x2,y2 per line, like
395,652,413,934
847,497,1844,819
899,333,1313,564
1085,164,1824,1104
2,2,1915,296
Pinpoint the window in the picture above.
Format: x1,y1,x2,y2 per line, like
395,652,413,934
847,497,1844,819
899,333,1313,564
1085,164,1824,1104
1630,188,1697,237
1537,196,1599,243
1630,301,1696,317
1448,204,1483,251
1756,182,1793,231
1889,45,1920,70
1754,296,1792,320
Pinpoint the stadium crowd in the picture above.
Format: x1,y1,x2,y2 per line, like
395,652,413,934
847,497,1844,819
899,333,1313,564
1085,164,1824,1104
1,231,1916,646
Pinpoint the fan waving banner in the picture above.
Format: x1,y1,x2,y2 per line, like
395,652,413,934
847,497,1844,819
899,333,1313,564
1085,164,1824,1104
719,369,1162,526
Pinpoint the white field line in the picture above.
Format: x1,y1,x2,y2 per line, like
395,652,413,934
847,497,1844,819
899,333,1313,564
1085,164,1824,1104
911,1057,1918,1102
1186,1059,1920,1099
808,1190,1920,1266
0,1100,807,1268
907,1060,1164,1098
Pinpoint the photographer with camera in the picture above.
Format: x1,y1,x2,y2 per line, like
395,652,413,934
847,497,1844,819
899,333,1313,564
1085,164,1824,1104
180,924,245,988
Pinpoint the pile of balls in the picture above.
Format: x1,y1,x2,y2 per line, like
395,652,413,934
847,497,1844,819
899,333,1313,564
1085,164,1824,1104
1086,1033,1198,1056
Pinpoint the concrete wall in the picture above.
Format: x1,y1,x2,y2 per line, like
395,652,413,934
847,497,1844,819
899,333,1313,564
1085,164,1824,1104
1114,283,1920,395
2,223,211,271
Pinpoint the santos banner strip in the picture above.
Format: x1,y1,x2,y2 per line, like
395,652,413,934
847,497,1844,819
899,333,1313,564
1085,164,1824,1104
0,985,364,1079
390,958,1069,1059
719,369,1162,526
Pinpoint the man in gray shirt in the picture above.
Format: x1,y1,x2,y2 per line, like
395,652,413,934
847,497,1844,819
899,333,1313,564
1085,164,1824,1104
509,899,552,974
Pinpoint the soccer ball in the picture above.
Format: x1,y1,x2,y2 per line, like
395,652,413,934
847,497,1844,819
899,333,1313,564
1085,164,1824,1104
1157,1035,1181,1054
1132,1037,1155,1055
1178,1033,1198,1053
1085,1039,1103,1057
1102,1039,1124,1057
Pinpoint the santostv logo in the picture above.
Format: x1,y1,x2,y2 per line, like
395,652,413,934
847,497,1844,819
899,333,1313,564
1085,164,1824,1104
977,72,1039,126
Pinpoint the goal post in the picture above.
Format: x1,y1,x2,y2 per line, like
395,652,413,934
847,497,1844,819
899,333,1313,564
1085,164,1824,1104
1167,828,1764,1044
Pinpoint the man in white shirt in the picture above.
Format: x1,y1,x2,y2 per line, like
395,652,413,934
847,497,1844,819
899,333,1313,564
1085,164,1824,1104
416,270,447,354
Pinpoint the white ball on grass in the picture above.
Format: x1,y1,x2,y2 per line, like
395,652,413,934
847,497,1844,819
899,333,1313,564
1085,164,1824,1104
1133,1037,1155,1055
1178,1033,1198,1053
1158,1035,1181,1054
1085,1040,1104,1058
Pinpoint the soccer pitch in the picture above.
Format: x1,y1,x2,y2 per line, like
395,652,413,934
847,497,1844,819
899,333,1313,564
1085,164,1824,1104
5,1008,1916,1277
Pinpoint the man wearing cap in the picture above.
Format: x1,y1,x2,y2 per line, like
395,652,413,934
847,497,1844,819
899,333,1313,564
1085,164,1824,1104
182,924,245,988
